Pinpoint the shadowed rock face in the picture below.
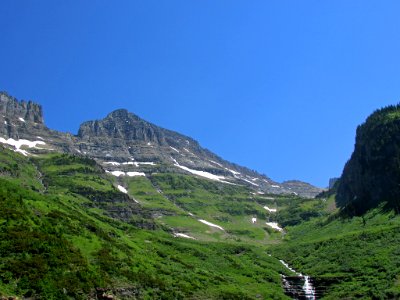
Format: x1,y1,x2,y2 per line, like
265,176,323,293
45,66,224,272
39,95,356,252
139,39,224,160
0,92,323,197
337,104,400,215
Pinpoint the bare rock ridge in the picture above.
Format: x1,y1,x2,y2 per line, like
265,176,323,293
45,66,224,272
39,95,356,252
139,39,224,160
0,92,44,124
0,92,45,139
282,180,324,199
0,92,76,152
0,92,323,197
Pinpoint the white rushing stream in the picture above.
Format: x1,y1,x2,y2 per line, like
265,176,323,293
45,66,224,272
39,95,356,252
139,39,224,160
279,260,316,300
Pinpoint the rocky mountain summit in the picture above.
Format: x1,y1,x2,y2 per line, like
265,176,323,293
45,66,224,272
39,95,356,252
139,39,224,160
0,92,323,197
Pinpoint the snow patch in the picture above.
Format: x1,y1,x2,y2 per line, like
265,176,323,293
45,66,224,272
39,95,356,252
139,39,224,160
117,185,128,194
104,162,121,166
225,168,241,176
4,121,7,125
170,146,180,153
173,233,196,240
106,171,125,177
209,160,223,167
126,171,146,177
177,164,226,182
171,158,235,184
0,137,46,156
242,178,259,187
264,206,277,213
106,170,146,177
271,185,281,188
198,219,224,231
138,162,155,166
123,162,138,166
18,117,25,123
266,222,283,232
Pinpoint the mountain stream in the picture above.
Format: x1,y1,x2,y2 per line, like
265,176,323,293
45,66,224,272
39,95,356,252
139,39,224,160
279,260,316,300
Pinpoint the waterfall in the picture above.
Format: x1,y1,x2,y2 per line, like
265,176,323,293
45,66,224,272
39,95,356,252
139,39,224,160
279,260,316,300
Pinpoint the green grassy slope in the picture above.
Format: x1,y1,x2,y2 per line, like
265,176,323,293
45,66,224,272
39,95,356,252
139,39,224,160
271,206,400,299
0,149,291,299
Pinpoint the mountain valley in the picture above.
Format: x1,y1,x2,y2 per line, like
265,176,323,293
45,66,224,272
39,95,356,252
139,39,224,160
1,92,400,299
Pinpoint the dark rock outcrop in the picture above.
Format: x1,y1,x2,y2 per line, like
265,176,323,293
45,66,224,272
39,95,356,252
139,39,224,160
336,104,400,215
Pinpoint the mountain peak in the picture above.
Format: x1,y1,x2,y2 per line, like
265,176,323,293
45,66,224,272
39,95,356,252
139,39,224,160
107,108,131,118
0,92,323,197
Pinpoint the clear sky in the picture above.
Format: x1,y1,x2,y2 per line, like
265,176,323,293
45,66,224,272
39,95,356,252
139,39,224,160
1,1,400,187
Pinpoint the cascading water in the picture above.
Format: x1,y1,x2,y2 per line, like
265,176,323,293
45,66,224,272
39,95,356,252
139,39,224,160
279,260,316,300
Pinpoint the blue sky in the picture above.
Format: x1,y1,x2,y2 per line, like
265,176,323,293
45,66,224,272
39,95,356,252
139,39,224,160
1,1,400,187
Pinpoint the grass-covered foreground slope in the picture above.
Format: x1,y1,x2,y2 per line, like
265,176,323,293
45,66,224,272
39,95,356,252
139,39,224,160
271,204,400,299
0,147,292,299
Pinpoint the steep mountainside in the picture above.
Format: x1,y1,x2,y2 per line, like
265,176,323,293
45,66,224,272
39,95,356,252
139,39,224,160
0,92,322,197
0,91,329,299
336,104,400,215
0,147,296,299
269,104,400,299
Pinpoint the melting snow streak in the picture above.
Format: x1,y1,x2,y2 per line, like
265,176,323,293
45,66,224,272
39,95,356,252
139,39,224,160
264,206,277,213
117,185,128,194
198,219,224,231
173,233,196,240
266,222,283,232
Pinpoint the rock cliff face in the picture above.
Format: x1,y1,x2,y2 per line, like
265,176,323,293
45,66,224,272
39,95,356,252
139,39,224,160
0,92,323,197
0,92,45,139
0,92,44,124
0,92,76,153
76,108,212,165
336,104,400,215
281,180,326,199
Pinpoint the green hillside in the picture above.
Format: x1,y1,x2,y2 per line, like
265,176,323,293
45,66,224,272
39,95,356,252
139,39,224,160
0,147,294,299
2,103,400,299
271,206,400,299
